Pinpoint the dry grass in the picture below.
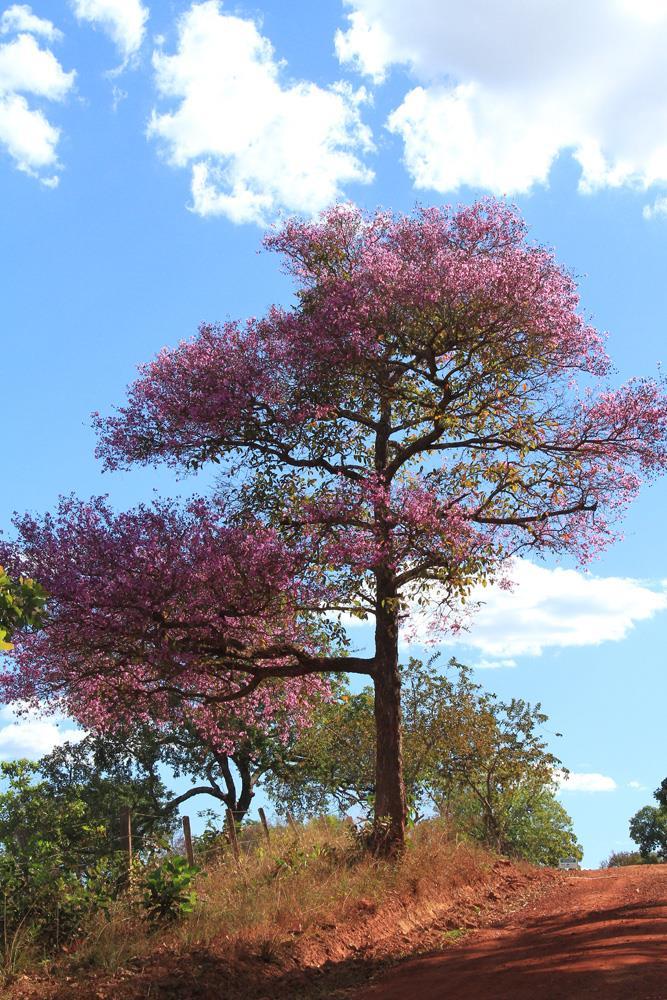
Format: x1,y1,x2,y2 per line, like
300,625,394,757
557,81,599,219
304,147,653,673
66,816,495,979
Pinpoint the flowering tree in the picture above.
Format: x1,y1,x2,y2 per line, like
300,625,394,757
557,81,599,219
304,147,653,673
0,496,338,745
4,200,667,853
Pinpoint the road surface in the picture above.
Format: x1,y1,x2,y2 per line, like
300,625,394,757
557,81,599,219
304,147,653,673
357,865,667,999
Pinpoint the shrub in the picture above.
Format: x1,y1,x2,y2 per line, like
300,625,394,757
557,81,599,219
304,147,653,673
601,850,645,868
140,856,201,924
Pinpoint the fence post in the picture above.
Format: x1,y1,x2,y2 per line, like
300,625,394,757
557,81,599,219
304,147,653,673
182,815,195,866
119,805,132,885
286,809,300,841
226,808,240,863
258,807,271,845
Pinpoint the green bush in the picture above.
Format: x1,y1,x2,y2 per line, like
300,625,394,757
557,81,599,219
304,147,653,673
140,856,201,924
601,850,645,868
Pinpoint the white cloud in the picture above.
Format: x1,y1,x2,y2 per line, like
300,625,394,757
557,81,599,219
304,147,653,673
473,657,517,671
0,32,73,98
334,10,394,84
337,0,667,201
149,1,373,224
557,770,617,793
405,559,667,661
628,780,648,790
0,4,62,41
70,0,149,62
0,704,83,760
643,195,667,220
0,23,74,184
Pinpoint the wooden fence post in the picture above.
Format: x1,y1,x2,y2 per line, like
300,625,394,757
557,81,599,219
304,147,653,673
119,806,132,885
226,808,240,863
258,807,271,845
182,815,195,866
286,810,300,841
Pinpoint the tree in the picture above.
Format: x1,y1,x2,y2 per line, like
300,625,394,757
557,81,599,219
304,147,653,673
155,714,308,823
57,711,321,824
629,778,667,862
38,734,178,849
481,785,581,866
4,201,667,854
431,694,563,850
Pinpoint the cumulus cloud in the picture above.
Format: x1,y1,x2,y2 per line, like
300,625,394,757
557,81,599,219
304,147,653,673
0,3,61,41
405,559,667,661
557,770,617,793
149,0,373,224
70,0,149,63
0,704,83,760
628,779,648,790
0,11,74,184
336,0,667,202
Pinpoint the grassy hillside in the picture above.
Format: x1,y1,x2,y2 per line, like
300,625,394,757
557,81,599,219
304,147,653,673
7,817,557,999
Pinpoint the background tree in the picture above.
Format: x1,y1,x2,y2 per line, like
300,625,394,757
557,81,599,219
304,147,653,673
265,657,580,865
443,783,581,866
38,734,178,850
430,693,562,850
4,201,667,853
629,779,667,862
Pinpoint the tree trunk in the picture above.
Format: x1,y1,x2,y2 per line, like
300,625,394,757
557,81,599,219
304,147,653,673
372,575,407,855
232,754,254,823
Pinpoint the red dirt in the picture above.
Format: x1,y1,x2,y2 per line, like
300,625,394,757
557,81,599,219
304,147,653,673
356,865,667,1000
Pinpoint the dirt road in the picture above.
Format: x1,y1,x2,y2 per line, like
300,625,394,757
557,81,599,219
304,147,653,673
357,865,667,1000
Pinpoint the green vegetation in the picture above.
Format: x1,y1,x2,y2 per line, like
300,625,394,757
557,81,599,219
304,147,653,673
0,566,45,651
265,657,581,866
0,658,582,983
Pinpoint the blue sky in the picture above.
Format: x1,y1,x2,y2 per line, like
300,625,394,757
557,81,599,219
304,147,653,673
1,0,667,866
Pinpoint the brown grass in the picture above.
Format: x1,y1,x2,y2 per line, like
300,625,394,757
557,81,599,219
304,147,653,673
8,817,556,999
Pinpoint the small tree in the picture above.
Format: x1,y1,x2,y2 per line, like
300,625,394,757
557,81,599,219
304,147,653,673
488,785,581,866
4,201,667,853
629,779,667,862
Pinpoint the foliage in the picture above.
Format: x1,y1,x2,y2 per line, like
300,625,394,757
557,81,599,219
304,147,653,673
628,778,667,862
140,856,201,924
601,850,645,868
629,805,667,862
0,565,45,651
265,657,580,863
38,733,178,852
0,760,122,971
4,200,667,851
